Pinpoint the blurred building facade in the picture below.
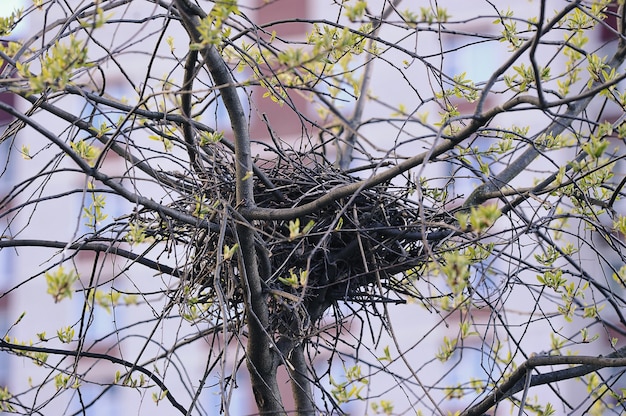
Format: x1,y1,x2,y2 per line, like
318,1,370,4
0,1,624,415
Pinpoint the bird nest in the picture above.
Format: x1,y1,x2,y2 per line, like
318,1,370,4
145,147,451,335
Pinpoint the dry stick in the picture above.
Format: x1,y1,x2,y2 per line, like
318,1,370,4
517,369,533,416
195,206,232,414
353,203,447,416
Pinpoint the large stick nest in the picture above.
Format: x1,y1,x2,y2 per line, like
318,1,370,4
144,145,453,336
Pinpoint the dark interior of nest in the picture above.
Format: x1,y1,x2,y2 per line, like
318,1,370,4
184,151,444,328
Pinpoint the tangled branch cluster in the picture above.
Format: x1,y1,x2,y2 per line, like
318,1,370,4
142,145,454,338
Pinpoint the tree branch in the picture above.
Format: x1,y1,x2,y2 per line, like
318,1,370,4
462,348,626,416
285,343,315,415
0,239,180,277
173,1,284,413
180,48,204,176
0,339,187,414
464,5,626,208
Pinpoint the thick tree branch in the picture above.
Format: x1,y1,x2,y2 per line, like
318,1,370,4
462,348,626,416
173,1,284,413
285,344,315,415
